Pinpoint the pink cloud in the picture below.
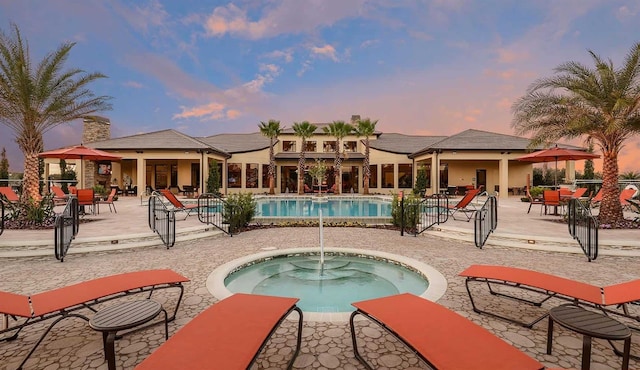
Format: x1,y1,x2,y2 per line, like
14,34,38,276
226,110,242,119
173,102,226,120
310,45,338,61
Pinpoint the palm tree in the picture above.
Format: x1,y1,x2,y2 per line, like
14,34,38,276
292,121,317,194
512,42,640,226
353,118,377,195
258,119,282,195
0,23,111,201
323,120,353,195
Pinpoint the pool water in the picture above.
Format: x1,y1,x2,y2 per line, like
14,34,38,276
224,254,429,312
256,197,391,218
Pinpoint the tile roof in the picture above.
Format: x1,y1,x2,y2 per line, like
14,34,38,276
369,133,448,154
199,132,272,153
87,129,230,157
275,152,365,160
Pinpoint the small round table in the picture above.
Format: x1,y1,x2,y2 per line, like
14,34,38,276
547,304,631,370
89,300,168,370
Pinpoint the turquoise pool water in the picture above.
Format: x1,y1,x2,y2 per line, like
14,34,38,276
255,197,391,218
224,254,429,312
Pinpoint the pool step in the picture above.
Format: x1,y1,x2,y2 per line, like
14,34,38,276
0,224,223,258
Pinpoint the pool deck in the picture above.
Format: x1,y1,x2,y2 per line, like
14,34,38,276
0,195,638,369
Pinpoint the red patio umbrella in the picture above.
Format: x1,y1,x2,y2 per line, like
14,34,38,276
517,146,600,187
39,145,122,188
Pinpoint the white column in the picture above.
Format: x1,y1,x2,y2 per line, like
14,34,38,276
499,158,509,199
431,157,440,195
136,158,145,194
565,160,575,184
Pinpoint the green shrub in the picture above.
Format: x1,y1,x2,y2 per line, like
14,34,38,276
530,186,544,198
391,193,420,230
2,193,56,228
92,184,107,196
223,193,257,232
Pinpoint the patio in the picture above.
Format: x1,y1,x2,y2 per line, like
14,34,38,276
0,196,638,369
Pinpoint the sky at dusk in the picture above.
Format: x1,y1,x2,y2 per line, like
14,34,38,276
1,0,639,173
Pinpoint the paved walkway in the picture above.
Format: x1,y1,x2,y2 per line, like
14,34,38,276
0,195,638,369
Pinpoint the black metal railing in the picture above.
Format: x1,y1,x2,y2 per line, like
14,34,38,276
412,194,449,235
474,195,498,249
148,193,176,249
0,200,4,236
54,197,79,262
197,193,234,236
567,198,598,261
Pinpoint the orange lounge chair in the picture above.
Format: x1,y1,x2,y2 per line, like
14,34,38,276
159,189,199,219
50,185,69,205
447,188,480,221
459,265,640,329
619,188,636,210
135,293,303,370
572,187,588,198
350,293,548,370
0,269,189,369
0,186,19,203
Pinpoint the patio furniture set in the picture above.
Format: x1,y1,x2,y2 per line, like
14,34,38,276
2,264,637,369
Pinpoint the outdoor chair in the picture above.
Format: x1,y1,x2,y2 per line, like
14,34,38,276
0,186,20,203
349,293,549,370
68,185,78,195
590,188,604,207
542,190,562,215
459,264,640,330
525,187,544,214
97,188,117,213
76,188,95,215
135,293,303,370
0,269,189,369
50,185,68,205
446,188,480,221
619,188,636,210
571,187,588,198
159,189,199,219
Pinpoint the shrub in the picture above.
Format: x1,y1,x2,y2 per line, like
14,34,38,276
223,193,257,232
2,193,56,228
92,184,107,196
529,186,544,198
391,193,420,230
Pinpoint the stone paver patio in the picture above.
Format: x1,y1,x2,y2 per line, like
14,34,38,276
0,196,639,369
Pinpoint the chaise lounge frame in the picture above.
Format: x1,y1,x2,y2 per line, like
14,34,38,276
135,293,303,370
350,293,550,370
460,265,640,329
0,269,189,369
159,189,199,220
447,188,480,221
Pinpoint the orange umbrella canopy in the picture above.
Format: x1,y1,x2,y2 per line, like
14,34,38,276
517,146,599,186
39,145,121,188
39,145,121,161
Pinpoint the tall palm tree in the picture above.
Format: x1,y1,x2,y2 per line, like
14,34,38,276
292,121,317,194
354,118,377,195
323,120,353,195
512,42,640,226
258,119,282,195
0,24,111,201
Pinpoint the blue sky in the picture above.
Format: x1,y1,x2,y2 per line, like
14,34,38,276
1,0,639,172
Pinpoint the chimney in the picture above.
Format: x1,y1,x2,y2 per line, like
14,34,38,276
81,116,112,188
350,115,361,125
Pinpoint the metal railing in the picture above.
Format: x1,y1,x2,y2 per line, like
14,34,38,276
567,198,598,261
411,194,449,235
197,193,235,236
0,200,4,236
54,197,79,262
474,196,498,249
148,193,176,249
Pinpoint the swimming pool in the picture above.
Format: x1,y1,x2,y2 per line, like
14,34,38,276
254,196,392,221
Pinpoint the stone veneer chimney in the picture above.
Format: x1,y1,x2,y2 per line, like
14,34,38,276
350,114,361,125
82,116,111,188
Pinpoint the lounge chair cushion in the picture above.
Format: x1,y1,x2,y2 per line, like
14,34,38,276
136,293,300,369
29,269,189,316
459,264,603,305
352,293,544,369
0,291,32,317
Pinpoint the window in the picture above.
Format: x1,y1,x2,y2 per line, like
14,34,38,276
262,164,271,188
227,163,241,188
439,163,448,188
398,164,413,188
369,165,378,188
155,164,168,189
323,141,336,152
382,164,394,188
170,164,178,187
282,141,296,152
343,141,357,152
304,141,317,152
246,163,258,188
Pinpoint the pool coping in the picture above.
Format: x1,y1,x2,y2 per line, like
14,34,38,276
206,246,448,322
